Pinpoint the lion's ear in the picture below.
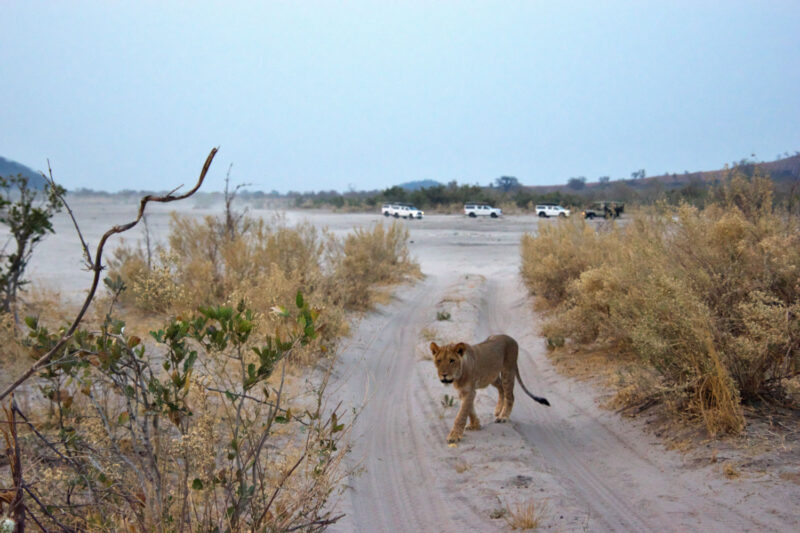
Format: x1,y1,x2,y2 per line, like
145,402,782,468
430,342,440,355
454,343,468,357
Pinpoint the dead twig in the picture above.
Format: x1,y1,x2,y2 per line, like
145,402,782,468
44,159,93,268
2,399,26,531
284,514,345,532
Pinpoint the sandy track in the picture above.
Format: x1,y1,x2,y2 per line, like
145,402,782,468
327,216,799,533
330,276,487,532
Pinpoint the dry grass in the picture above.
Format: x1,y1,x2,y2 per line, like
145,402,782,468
520,171,800,435
420,327,437,342
0,314,27,390
723,462,741,479
0,287,73,390
503,498,548,530
109,215,420,365
520,218,610,309
497,201,522,215
451,457,470,473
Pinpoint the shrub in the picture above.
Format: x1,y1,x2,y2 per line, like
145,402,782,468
109,216,419,363
330,221,421,310
521,171,800,434
520,218,610,308
7,292,350,531
503,498,548,530
0,174,65,314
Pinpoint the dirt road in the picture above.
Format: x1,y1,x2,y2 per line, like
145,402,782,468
327,214,799,533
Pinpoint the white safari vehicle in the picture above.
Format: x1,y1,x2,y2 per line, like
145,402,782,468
535,204,570,218
382,203,424,219
464,203,502,218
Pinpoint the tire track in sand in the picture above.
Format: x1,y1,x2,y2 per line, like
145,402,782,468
482,274,775,533
332,276,488,533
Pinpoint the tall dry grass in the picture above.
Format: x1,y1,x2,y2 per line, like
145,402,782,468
109,214,420,363
521,172,800,434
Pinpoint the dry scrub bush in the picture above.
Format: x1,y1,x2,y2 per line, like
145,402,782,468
332,222,421,310
521,172,800,435
503,498,548,530
3,293,350,531
520,218,610,308
110,215,419,363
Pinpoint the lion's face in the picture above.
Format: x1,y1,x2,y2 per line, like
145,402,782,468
430,342,467,384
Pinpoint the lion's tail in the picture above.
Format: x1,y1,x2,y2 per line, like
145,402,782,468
515,369,550,406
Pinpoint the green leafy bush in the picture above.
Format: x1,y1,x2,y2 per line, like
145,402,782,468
0,174,64,313
14,289,349,531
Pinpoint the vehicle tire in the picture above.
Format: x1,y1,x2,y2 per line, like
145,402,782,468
559,213,566,218
383,212,389,216
394,213,399,218
491,212,498,218
586,213,595,220
469,213,477,218
538,212,546,218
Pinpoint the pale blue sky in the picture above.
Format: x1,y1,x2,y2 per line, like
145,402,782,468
2,1,799,192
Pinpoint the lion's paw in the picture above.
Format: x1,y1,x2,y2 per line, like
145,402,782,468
447,432,463,443
466,422,481,431
494,416,508,423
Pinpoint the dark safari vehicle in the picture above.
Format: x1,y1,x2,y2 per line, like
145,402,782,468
582,201,624,219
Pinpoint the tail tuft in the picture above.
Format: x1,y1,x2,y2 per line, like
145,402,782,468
515,369,551,407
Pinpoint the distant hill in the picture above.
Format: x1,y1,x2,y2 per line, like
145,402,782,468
398,179,442,191
657,154,800,185
524,153,800,194
0,156,48,189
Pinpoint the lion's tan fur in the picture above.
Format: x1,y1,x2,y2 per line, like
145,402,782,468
430,334,549,443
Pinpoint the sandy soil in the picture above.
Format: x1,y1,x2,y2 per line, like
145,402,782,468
8,198,800,532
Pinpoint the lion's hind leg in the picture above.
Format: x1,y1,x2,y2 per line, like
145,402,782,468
497,371,515,422
491,377,505,420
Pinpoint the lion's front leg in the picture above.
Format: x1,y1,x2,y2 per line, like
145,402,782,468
467,403,481,431
448,389,476,443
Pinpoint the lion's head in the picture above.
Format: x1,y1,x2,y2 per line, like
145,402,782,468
430,342,468,384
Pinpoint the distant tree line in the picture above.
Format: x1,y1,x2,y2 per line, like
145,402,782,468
63,156,800,215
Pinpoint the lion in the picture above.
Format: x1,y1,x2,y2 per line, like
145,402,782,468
430,334,550,443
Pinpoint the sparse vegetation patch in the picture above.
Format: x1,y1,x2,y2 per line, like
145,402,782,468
503,498,548,530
